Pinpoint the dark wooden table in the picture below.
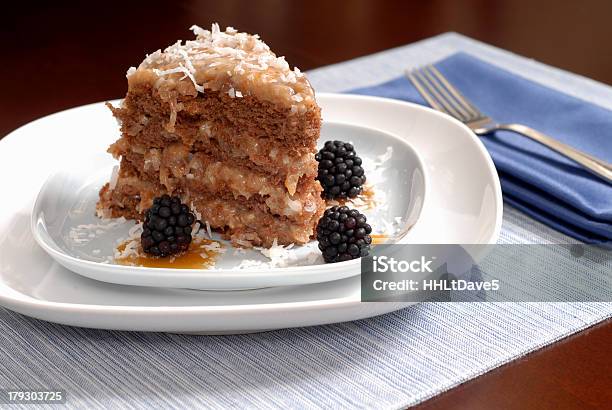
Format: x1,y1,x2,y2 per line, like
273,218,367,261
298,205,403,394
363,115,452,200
2,1,611,408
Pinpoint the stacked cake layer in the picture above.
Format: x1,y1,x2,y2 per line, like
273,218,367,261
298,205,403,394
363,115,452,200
98,25,325,247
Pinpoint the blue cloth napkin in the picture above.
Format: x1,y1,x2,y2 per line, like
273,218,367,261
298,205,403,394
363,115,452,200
350,53,612,244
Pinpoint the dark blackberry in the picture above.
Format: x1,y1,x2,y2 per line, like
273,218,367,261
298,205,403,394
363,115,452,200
141,195,196,257
316,206,372,263
315,140,366,200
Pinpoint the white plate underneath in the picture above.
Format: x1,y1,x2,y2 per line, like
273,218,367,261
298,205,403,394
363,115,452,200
0,93,502,333
31,121,426,290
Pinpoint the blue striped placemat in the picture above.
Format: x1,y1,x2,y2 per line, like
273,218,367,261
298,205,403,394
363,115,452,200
1,33,611,409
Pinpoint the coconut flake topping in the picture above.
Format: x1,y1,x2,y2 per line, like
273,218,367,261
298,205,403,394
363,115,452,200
128,24,315,111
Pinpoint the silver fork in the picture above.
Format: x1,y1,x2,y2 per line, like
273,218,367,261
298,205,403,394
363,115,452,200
406,65,612,183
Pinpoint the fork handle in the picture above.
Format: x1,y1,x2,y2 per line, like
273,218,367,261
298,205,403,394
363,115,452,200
475,123,612,184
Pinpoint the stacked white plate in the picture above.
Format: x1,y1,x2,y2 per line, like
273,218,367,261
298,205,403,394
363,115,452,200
0,94,502,334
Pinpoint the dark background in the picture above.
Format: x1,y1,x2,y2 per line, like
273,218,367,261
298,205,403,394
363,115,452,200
2,1,611,408
1,0,612,138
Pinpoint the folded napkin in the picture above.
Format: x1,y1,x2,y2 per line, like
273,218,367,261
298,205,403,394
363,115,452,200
350,53,612,244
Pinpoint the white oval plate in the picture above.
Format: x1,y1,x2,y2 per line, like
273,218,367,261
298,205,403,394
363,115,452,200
0,93,502,333
31,121,427,290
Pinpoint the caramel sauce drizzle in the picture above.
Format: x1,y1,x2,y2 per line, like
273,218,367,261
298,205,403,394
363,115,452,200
370,234,389,245
115,238,222,269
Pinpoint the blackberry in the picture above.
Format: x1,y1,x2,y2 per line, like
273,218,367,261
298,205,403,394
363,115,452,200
316,206,372,263
141,195,196,257
315,140,366,200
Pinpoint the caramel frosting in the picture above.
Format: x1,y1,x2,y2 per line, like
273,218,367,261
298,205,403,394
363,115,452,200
127,24,316,113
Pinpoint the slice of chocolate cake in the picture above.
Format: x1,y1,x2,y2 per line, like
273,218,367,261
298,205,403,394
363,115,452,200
98,24,325,247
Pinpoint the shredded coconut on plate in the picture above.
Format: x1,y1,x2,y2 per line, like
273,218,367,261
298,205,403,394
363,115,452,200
375,146,393,167
114,237,140,259
236,239,298,269
67,217,128,246
201,241,226,254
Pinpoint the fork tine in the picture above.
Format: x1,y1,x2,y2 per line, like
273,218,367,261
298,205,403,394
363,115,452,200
408,69,463,119
421,66,473,122
428,66,483,121
405,70,448,114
